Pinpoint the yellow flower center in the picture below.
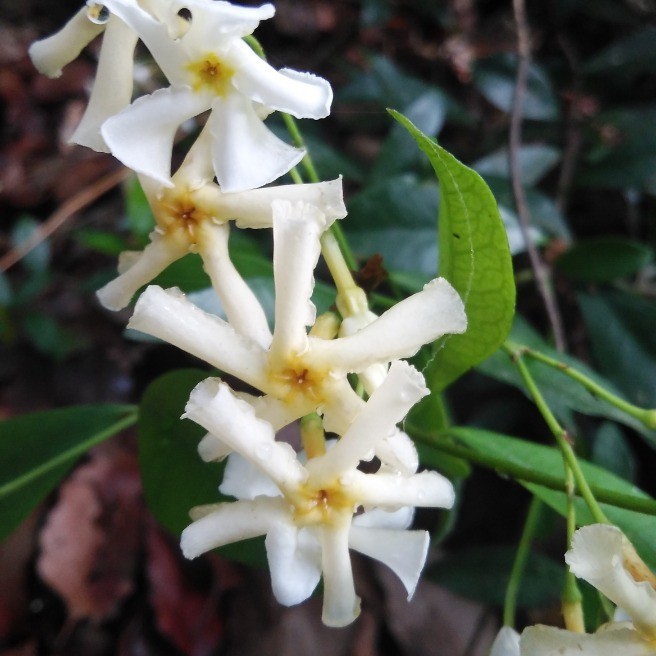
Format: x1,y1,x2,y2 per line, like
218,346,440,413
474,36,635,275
269,360,327,407
186,54,234,95
292,482,354,527
155,189,210,245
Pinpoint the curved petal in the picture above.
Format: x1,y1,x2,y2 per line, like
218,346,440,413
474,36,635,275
352,506,414,530
172,122,215,187
489,627,520,656
306,362,427,484
350,470,455,510
197,222,272,349
565,524,656,641
181,496,285,559
128,285,269,391
102,86,210,187
209,93,304,192
96,232,188,310
268,200,326,364
197,432,232,462
29,6,105,78
103,0,186,81
184,379,306,491
375,429,419,476
228,38,332,119
70,16,138,151
520,625,651,656
265,523,322,606
320,379,366,436
348,526,429,599
320,521,361,628
219,451,282,500
307,277,467,373
216,178,346,229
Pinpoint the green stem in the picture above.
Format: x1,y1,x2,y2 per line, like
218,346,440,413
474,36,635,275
406,425,656,515
503,496,542,628
504,345,609,525
509,342,656,430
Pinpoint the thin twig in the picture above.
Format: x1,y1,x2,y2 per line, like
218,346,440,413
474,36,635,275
0,166,129,273
509,0,567,351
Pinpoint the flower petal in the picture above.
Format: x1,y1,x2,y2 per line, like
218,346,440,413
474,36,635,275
565,524,656,642
198,222,272,349
29,6,105,78
375,429,419,476
70,16,138,151
213,178,346,229
102,86,211,187
184,379,306,491
268,200,326,364
352,506,414,530
219,451,282,500
319,378,366,435
307,277,467,373
320,521,361,627
306,361,427,484
128,285,269,391
96,232,188,310
228,38,332,119
181,496,285,559
520,625,652,656
349,526,429,599
265,523,322,606
489,627,520,656
197,432,232,463
350,470,455,510
171,121,215,187
209,93,304,193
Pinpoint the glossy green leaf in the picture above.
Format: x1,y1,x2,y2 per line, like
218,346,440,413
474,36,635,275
138,369,266,566
478,315,656,443
391,110,516,390
446,427,656,568
556,237,652,282
578,291,656,408
0,404,136,540
428,546,563,608
592,422,637,484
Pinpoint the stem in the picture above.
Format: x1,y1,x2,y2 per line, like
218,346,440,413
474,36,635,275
503,496,542,628
511,342,656,429
562,465,585,632
300,412,327,459
505,345,608,524
407,425,656,515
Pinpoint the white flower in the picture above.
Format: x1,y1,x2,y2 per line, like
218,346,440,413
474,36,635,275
520,524,656,655
180,361,455,627
128,199,467,469
29,1,176,151
99,0,332,192
490,627,520,656
96,125,345,349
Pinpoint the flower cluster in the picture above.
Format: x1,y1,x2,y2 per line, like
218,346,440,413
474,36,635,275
31,0,467,627
491,524,656,655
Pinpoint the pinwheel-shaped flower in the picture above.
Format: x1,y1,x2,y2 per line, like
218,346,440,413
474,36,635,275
181,361,455,627
128,199,467,470
99,0,332,192
97,125,345,349
29,1,174,151
520,524,656,655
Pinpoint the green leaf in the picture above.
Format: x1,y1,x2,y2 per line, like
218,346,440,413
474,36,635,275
556,237,652,282
138,369,267,567
74,229,127,256
0,404,136,540
583,26,656,80
11,215,50,273
446,427,656,569
428,546,563,608
472,54,559,121
391,110,516,390
125,176,155,241
592,422,637,484
473,145,561,186
478,315,656,443
578,291,656,408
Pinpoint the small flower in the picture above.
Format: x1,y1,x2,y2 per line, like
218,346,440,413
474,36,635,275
96,125,345,349
29,1,174,151
181,361,455,627
99,0,332,192
128,199,467,469
520,524,656,655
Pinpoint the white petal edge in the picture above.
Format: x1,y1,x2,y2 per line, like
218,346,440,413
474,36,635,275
29,6,104,78
348,526,429,599
128,285,269,391
197,432,233,463
489,626,520,656
219,451,282,500
70,16,137,151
